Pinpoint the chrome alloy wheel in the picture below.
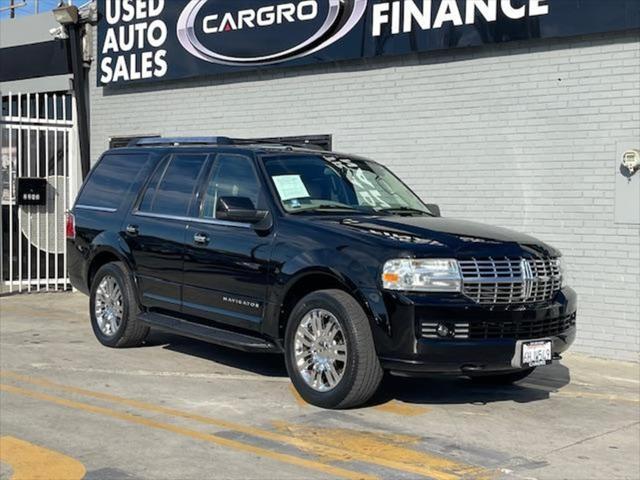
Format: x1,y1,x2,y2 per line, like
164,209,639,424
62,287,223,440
294,308,348,392
95,275,124,337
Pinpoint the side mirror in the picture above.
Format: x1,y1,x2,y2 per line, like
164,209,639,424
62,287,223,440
426,204,441,217
216,196,266,224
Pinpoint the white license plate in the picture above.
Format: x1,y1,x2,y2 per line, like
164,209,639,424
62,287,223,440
522,340,552,367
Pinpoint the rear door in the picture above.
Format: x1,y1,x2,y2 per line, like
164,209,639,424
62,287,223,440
123,152,210,313
182,153,274,332
72,152,152,290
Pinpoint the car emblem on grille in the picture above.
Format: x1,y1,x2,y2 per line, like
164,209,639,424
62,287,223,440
520,259,535,300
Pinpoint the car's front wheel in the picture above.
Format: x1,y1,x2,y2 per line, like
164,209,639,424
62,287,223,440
90,261,149,348
284,289,383,409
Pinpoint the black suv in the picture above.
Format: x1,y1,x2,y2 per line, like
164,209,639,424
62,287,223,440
68,137,576,409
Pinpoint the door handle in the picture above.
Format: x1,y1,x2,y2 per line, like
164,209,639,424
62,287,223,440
126,224,139,236
193,232,209,245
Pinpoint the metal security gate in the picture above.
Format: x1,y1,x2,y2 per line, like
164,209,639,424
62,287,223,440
1,92,79,294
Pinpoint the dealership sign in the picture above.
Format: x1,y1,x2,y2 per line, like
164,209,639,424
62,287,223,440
97,0,640,85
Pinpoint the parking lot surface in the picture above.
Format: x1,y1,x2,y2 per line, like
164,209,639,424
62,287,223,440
1,292,638,480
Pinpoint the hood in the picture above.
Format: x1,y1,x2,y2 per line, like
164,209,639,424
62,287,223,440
311,215,559,258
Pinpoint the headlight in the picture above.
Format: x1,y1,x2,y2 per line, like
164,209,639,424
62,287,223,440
555,257,567,287
382,259,462,292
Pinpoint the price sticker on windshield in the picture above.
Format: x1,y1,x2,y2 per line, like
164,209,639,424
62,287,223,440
273,175,310,201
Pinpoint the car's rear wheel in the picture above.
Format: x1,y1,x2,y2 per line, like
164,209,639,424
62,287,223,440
90,261,149,348
284,289,383,409
469,367,536,385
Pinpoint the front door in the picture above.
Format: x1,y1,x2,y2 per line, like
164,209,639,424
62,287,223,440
124,153,209,313
182,153,273,332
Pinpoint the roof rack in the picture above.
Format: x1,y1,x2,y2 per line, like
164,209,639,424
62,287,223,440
128,136,234,147
232,138,326,151
126,136,327,151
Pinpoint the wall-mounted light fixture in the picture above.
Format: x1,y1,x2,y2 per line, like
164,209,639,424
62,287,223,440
52,3,79,25
622,149,640,177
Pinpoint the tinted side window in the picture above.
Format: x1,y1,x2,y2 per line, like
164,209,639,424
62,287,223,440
77,153,149,209
138,156,169,213
200,154,262,219
138,154,207,217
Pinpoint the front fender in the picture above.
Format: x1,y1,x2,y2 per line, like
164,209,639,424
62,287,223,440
266,246,392,341
280,247,376,288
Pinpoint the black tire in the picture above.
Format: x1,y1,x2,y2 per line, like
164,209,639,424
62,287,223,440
89,261,149,348
284,289,383,409
469,367,536,385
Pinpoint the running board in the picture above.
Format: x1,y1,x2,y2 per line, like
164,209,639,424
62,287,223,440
138,312,280,353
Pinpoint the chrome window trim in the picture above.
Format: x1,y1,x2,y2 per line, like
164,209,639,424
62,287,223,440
133,211,251,229
75,205,118,213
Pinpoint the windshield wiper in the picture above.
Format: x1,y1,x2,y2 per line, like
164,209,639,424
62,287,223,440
289,204,366,214
376,207,433,216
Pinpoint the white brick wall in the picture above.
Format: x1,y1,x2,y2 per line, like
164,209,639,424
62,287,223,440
90,31,640,361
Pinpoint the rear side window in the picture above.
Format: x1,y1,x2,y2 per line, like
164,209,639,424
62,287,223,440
77,153,149,210
138,154,207,217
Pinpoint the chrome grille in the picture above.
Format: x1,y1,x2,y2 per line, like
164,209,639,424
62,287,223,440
458,257,562,305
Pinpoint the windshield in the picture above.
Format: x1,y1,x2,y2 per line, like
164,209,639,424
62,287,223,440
262,154,431,215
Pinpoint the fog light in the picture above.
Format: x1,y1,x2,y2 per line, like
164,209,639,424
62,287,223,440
436,323,452,338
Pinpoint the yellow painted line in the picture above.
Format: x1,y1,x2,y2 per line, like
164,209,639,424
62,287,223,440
372,401,429,417
1,371,486,480
290,384,429,416
272,422,491,480
0,436,86,480
0,383,373,480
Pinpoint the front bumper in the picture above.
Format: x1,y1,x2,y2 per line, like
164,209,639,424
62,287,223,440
369,287,577,375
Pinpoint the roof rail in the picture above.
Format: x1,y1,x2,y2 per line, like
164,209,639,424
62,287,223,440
128,136,234,147
232,138,326,151
125,136,327,151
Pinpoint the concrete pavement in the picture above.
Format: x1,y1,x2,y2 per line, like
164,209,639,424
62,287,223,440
0,292,638,480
